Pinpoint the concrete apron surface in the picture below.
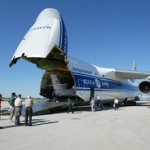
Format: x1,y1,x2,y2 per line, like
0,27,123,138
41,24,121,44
0,101,150,150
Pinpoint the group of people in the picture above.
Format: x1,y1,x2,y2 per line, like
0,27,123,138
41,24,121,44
90,95,119,111
1,92,120,129
8,92,33,126
90,95,105,112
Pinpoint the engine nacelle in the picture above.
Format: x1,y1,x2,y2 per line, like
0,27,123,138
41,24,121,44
139,80,150,94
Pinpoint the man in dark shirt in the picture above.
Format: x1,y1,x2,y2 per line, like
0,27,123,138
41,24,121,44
9,92,16,122
67,98,74,114
0,94,3,129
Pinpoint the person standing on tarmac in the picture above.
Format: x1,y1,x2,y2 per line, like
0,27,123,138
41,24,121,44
9,92,16,122
114,98,119,110
14,94,22,125
0,94,2,109
25,96,33,126
0,94,3,129
67,97,74,114
90,97,95,112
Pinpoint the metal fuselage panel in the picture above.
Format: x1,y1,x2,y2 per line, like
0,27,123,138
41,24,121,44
67,57,138,102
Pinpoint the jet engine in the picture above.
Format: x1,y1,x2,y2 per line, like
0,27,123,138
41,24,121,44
139,80,150,94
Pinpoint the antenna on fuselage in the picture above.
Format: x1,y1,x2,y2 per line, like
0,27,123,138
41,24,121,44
132,60,137,71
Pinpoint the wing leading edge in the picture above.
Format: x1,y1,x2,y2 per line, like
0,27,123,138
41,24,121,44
114,70,150,80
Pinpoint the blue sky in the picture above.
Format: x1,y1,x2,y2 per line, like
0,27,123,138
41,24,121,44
0,0,150,98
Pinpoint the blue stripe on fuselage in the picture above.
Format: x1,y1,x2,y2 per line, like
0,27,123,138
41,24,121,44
59,16,68,55
72,73,137,91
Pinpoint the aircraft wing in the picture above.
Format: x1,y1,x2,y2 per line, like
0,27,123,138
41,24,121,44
114,70,150,80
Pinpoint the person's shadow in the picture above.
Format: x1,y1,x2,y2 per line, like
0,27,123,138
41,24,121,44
2,119,59,129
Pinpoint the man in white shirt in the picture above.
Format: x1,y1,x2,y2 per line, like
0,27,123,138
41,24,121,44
114,98,119,110
14,94,22,125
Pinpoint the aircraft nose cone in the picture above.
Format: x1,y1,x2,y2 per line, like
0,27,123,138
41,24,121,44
36,8,61,21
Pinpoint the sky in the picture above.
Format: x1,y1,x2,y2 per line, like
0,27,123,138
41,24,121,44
0,0,150,98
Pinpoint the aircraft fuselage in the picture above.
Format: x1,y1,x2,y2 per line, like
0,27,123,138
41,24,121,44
40,55,138,103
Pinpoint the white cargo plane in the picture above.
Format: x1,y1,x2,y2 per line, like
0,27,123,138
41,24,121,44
10,8,150,105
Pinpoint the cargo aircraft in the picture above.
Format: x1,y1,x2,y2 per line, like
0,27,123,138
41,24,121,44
10,8,150,105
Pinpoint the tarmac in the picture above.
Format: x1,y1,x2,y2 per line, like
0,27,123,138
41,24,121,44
0,101,150,150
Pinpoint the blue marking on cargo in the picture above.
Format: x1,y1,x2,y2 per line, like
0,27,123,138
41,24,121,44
72,72,95,78
59,16,68,55
72,72,137,88
76,87,137,92
59,23,61,49
72,73,137,91
63,20,68,54
30,26,51,31
72,68,92,75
